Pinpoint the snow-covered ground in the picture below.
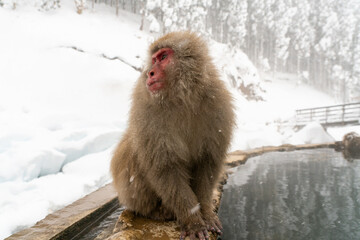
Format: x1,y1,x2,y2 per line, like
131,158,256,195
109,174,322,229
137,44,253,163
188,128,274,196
0,3,359,239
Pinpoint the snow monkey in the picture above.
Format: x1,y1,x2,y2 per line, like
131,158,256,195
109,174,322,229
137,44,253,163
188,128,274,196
111,31,235,240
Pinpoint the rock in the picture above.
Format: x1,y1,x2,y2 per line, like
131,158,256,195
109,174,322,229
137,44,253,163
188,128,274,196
108,210,219,240
342,132,360,160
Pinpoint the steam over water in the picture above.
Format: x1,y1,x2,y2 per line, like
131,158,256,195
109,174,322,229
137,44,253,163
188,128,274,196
219,149,360,240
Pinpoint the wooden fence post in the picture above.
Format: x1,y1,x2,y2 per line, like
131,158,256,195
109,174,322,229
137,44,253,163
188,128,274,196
325,107,328,125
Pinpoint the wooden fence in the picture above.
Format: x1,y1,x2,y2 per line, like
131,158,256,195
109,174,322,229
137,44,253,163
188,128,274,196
295,102,360,127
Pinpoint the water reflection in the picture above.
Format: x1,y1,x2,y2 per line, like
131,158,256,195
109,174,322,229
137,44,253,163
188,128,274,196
81,207,124,240
219,149,360,240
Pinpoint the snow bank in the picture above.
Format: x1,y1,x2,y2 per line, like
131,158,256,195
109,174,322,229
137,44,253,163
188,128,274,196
0,4,140,238
288,122,335,145
231,124,284,150
0,146,114,239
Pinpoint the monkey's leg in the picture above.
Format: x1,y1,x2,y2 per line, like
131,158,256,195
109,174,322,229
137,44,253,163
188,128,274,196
145,158,209,240
191,158,223,235
116,174,160,217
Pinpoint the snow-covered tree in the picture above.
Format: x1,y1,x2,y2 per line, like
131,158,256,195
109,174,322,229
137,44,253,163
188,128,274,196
1,0,17,9
8,0,355,102
75,0,87,14
188,1,209,35
349,14,360,102
0,0,60,10
309,0,358,101
332,2,357,102
39,0,60,11
288,0,314,76
162,0,209,35
139,0,162,32
227,0,247,48
148,13,160,33
307,0,335,88
271,0,295,72
245,0,264,62
245,0,275,69
141,0,210,35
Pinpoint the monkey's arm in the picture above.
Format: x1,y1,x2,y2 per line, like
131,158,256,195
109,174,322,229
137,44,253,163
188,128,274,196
144,156,209,239
147,161,202,220
191,156,223,234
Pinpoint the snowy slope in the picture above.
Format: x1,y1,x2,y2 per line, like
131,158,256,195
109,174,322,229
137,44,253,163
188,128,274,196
0,4,146,238
0,3,359,239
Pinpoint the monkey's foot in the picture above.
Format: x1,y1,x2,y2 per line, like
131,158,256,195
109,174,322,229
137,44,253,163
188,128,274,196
204,215,223,235
179,218,210,240
179,228,210,240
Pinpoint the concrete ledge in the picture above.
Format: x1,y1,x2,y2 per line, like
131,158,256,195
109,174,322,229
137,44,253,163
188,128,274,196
226,142,339,167
6,184,118,240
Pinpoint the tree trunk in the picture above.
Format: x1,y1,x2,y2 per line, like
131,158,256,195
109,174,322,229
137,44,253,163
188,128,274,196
139,1,145,31
116,0,119,16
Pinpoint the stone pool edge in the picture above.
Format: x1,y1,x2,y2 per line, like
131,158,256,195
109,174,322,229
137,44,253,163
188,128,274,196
226,142,340,167
5,184,118,240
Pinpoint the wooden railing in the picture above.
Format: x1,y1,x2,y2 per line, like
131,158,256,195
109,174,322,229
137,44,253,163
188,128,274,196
295,102,360,127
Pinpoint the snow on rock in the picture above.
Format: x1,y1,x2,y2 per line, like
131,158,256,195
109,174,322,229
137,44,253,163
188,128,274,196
0,147,115,239
210,41,264,101
25,149,66,181
0,128,122,183
0,4,138,238
56,129,122,166
288,122,335,145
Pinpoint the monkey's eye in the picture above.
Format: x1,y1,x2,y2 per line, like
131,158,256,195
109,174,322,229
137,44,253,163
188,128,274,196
161,54,167,60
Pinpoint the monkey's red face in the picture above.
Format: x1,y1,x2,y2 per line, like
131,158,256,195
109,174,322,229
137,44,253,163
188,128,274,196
146,48,174,93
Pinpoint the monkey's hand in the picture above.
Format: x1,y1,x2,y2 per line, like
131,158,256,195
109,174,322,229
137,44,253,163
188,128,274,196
180,217,210,240
204,214,222,235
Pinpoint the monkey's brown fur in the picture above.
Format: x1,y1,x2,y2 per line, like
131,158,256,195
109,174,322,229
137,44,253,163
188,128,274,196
111,31,235,236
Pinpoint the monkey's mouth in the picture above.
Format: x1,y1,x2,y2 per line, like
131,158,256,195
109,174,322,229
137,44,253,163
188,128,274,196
147,80,159,87
147,80,165,92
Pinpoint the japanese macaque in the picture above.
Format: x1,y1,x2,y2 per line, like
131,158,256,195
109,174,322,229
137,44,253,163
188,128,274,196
111,31,235,240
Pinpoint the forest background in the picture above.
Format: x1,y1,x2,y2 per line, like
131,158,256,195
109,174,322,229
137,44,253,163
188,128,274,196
2,0,358,102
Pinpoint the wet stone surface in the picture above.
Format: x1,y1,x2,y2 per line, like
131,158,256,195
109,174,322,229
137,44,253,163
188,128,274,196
219,149,360,240
81,207,125,240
